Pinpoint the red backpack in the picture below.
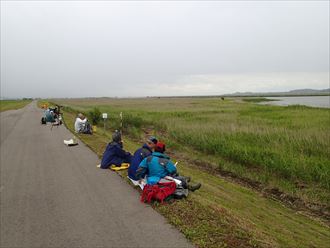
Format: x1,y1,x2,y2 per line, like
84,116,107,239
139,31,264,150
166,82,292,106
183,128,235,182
141,181,176,203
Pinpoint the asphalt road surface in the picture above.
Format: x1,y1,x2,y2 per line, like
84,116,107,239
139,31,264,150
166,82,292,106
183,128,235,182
0,102,192,248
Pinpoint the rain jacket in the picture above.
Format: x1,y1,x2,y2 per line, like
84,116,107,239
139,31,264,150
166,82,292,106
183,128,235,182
128,144,152,180
74,117,87,133
137,152,177,185
100,142,132,169
45,109,55,122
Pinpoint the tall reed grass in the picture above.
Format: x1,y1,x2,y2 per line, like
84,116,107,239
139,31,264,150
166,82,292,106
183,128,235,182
55,97,330,190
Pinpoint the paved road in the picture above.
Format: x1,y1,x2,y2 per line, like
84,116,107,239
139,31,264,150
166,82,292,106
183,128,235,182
0,102,192,248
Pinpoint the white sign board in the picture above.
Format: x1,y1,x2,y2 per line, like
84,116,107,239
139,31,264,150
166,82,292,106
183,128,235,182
102,113,108,119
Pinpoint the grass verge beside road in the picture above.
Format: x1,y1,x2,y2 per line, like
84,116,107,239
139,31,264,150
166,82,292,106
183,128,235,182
0,100,32,112
51,97,330,208
42,99,330,248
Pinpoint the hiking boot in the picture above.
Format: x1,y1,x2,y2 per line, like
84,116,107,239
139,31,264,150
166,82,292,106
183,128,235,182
188,183,201,192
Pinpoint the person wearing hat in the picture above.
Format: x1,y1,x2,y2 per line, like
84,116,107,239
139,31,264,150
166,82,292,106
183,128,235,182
100,130,132,169
128,136,158,181
136,141,202,192
136,141,176,185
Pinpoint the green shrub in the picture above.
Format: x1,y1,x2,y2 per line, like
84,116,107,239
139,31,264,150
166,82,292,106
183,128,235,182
62,105,77,114
88,107,102,125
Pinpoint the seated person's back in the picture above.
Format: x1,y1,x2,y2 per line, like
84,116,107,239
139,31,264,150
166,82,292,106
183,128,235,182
100,130,132,169
136,142,176,185
45,109,55,122
74,113,87,133
128,136,157,180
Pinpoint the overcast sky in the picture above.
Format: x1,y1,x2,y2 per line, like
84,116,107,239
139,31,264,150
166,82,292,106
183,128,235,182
1,1,329,98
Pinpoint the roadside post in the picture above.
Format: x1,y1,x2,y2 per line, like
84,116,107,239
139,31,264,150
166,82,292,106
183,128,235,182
120,112,123,134
102,113,108,133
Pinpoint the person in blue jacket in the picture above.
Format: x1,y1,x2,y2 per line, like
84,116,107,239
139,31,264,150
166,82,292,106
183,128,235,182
136,142,177,185
100,130,132,169
136,141,202,191
128,136,158,181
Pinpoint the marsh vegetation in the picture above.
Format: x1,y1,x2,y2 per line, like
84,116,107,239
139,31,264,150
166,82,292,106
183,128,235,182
48,97,330,247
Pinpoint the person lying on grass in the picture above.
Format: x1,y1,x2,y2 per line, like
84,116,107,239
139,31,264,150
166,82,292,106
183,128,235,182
136,142,201,192
128,136,158,181
99,130,132,169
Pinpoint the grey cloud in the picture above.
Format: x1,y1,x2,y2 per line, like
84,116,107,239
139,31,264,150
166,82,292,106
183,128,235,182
1,1,329,98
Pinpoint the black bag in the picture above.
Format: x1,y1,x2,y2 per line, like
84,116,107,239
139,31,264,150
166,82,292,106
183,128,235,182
82,122,92,134
172,176,189,199
41,117,46,124
173,186,189,199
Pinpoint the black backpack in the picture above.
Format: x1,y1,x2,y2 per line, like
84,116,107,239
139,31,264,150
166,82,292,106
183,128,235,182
82,122,92,134
173,186,189,199
41,117,46,124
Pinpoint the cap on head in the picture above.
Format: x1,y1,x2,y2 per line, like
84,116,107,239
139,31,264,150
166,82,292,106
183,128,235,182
112,130,122,143
155,142,165,153
147,136,158,145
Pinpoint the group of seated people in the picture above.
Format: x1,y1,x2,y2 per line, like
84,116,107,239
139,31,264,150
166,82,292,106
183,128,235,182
42,106,62,125
99,130,202,197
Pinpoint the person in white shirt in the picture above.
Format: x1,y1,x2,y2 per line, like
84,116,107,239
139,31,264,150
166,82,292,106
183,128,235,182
74,113,87,133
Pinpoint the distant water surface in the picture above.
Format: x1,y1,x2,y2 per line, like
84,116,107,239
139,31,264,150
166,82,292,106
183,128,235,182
260,96,330,108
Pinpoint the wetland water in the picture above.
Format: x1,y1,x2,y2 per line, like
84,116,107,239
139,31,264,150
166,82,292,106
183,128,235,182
260,96,330,108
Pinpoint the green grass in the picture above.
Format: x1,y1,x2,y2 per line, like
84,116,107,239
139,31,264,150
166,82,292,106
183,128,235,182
50,102,330,248
0,100,32,112
51,97,330,205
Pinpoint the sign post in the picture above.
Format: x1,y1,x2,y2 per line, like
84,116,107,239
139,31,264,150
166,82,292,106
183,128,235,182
119,112,123,134
102,113,108,133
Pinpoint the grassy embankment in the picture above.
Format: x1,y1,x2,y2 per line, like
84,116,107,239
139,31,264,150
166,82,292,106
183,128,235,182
42,98,330,248
0,99,32,112
53,97,330,204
